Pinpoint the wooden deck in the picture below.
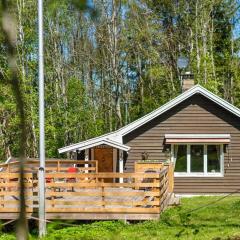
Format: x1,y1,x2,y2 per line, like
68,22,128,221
0,160,173,220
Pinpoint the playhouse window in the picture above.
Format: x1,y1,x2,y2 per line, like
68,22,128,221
173,144,223,177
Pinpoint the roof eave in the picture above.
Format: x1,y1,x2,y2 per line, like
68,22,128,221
58,138,130,154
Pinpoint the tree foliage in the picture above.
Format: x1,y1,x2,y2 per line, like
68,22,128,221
0,0,240,160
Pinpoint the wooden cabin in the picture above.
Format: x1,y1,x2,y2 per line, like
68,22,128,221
59,84,240,194
1,82,240,221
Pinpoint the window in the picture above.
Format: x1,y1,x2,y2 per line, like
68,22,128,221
207,145,221,173
191,145,204,172
173,144,223,177
174,145,187,172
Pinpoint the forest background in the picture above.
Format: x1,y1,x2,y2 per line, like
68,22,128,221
0,0,240,160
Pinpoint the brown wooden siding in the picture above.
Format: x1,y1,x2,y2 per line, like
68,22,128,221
123,94,240,193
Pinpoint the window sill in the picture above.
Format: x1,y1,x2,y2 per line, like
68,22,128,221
174,173,224,178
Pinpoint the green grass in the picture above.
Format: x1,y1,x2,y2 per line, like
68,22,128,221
1,196,240,240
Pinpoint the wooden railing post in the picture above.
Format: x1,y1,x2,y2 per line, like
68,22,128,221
57,161,60,172
134,161,138,173
0,178,4,208
51,195,55,208
167,163,174,193
101,178,105,208
95,171,98,184
135,173,140,190
95,160,98,173
29,173,34,213
153,177,157,208
159,173,162,211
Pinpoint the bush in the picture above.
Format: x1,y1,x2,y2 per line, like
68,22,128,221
44,221,126,240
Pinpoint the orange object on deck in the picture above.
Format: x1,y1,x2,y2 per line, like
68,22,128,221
67,167,78,173
67,167,78,185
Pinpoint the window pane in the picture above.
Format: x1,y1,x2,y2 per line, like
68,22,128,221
174,145,187,172
191,145,204,172
207,145,221,173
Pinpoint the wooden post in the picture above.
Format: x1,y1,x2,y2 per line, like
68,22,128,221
134,161,138,173
95,161,98,184
101,178,105,208
0,178,4,208
159,172,163,212
167,163,174,193
57,161,60,172
95,160,98,174
51,195,55,208
153,177,157,207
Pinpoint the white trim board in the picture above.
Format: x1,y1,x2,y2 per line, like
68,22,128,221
58,133,115,153
165,134,231,144
165,134,231,139
58,85,240,153
58,138,130,154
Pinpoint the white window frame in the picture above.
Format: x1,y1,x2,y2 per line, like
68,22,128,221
171,143,224,177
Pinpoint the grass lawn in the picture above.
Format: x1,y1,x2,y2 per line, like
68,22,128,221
1,196,240,240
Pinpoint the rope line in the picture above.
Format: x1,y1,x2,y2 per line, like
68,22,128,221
27,216,84,227
180,189,240,216
1,219,17,226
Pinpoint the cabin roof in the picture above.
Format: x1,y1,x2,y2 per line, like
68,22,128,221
58,138,130,154
59,85,240,153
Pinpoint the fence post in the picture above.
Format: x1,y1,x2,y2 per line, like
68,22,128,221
29,173,34,213
95,160,98,173
0,176,4,208
101,178,105,208
57,161,60,172
168,163,174,193
152,176,157,209
159,172,162,212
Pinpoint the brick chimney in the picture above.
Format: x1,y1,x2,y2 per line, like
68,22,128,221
182,71,194,92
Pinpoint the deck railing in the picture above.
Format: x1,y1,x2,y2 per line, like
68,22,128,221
0,173,34,213
135,161,174,193
0,160,98,173
0,165,172,219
